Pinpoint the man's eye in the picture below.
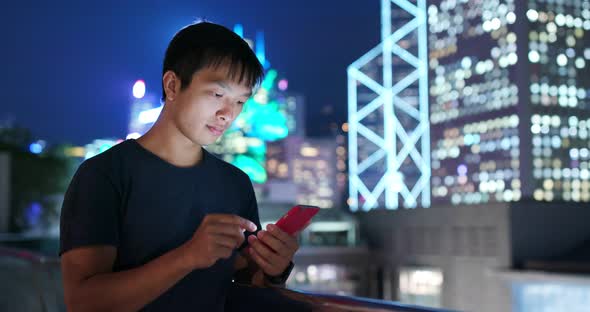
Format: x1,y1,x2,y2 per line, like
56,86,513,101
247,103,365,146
214,93,223,98
237,101,245,105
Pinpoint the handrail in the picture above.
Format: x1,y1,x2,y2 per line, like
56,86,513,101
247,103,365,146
1,247,454,312
0,247,61,312
0,246,60,265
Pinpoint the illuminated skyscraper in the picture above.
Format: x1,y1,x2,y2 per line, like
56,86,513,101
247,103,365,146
256,92,305,186
428,0,590,205
348,0,430,211
526,0,590,203
293,138,339,209
261,134,343,208
336,131,348,207
259,136,300,204
278,92,306,138
350,0,589,209
357,1,590,311
428,0,522,205
265,136,302,182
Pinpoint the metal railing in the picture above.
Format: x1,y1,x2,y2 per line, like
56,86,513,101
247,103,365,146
0,247,63,312
0,247,453,312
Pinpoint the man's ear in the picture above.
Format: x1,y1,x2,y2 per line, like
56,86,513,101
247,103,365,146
162,70,180,102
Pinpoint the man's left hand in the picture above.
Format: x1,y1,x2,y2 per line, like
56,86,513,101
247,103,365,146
246,224,298,276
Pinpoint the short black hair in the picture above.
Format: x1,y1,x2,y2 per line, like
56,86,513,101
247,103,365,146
161,21,264,101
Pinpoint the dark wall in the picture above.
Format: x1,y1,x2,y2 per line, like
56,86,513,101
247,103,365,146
510,200,590,266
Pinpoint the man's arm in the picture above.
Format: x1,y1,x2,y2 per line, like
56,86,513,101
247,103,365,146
61,244,193,312
62,214,257,312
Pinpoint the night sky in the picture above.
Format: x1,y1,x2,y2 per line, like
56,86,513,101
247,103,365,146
0,0,380,145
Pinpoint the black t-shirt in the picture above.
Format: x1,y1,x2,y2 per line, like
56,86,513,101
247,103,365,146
59,139,261,311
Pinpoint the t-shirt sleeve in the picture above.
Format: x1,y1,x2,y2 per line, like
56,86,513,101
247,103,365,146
59,159,121,256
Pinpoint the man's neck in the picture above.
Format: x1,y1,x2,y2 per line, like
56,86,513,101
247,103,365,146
136,118,203,168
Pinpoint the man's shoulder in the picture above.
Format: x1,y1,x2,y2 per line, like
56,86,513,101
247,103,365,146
204,150,251,184
77,140,134,177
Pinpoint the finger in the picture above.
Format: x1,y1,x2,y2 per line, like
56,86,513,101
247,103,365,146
211,233,243,249
248,247,275,274
248,235,281,265
257,231,289,257
209,214,257,232
207,224,245,246
267,224,299,250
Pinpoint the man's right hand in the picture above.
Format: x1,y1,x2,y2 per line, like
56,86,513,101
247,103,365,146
182,214,258,269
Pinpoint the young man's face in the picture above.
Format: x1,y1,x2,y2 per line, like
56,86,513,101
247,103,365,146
170,64,253,146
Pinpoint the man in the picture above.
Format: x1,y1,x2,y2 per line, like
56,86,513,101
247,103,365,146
60,22,299,311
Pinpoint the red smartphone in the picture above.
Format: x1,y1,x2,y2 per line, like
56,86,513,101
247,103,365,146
275,205,320,235
241,205,320,253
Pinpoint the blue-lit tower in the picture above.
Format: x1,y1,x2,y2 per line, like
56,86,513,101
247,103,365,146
348,0,430,210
